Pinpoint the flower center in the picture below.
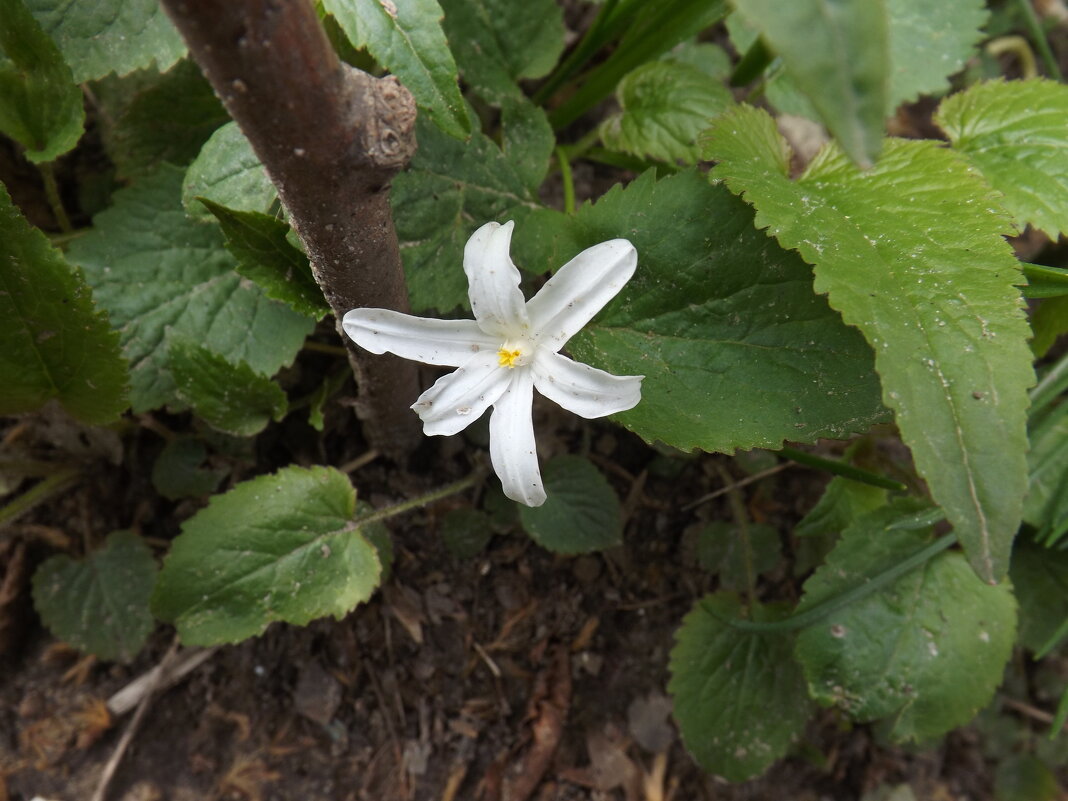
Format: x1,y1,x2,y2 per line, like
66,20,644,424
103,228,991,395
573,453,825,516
498,348,523,368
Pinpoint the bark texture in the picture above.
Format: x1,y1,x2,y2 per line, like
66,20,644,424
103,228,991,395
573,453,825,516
161,0,422,456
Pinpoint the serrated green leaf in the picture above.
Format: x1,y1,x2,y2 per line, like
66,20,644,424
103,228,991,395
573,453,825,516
937,79,1068,240
0,0,84,162
69,164,314,413
707,105,1033,583
697,521,781,590
151,465,380,646
392,113,543,312
513,169,886,453
32,530,157,661
440,0,564,102
668,593,811,781
794,501,1016,743
1025,401,1068,541
323,0,470,139
887,0,987,109
182,121,276,222
151,436,226,501
662,41,732,80
1010,539,1068,653
0,182,127,423
600,60,733,165
795,476,888,539
25,0,184,82
517,456,621,554
198,199,329,320
500,98,554,200
169,339,288,437
728,0,888,167
99,59,228,179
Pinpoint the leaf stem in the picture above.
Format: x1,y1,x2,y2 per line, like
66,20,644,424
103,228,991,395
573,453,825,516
1014,0,1064,81
349,469,488,529
0,467,81,531
38,162,73,234
555,146,576,215
779,447,907,491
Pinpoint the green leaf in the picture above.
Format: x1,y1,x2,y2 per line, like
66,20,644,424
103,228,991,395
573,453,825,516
886,0,987,109
151,465,380,646
0,0,84,162
994,754,1059,801
1010,539,1068,653
440,507,495,559
668,593,811,781
517,456,621,554
514,169,886,453
599,60,733,165
169,339,288,437
500,98,554,200
440,0,564,102
322,0,470,139
151,437,226,501
69,164,314,413
794,502,1017,743
1031,295,1068,359
661,41,732,80
25,0,185,82
728,0,888,167
182,122,276,222
696,521,781,590
392,112,543,312
0,182,127,423
198,199,329,320
99,59,229,179
32,530,157,661
1024,401,1068,541
937,79,1068,240
795,476,888,539
707,105,1033,583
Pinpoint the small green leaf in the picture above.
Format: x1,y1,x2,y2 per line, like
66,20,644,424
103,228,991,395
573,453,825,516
994,754,1059,801
697,522,781,589
32,530,157,662
0,182,127,423
169,339,288,437
151,466,381,646
1024,401,1068,542
69,164,314,413
661,41,732,80
323,0,470,139
182,122,276,222
440,0,564,103
794,502,1017,743
515,169,886,453
198,199,329,320
392,113,543,312
668,593,811,781
937,79,1068,240
518,456,621,554
600,60,733,165
25,0,185,82
708,105,1034,583
151,437,226,501
440,508,495,559
1031,296,1068,359
1010,539,1068,653
0,0,84,162
728,0,888,167
795,476,888,539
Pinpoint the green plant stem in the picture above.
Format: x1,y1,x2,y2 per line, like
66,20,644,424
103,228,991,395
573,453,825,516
730,36,775,86
38,163,73,234
723,531,955,633
348,469,487,529
1015,0,1064,81
555,146,576,215
779,447,907,491
0,459,75,479
0,467,81,530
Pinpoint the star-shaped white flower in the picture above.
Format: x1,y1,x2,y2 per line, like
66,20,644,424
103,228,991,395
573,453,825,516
342,220,643,506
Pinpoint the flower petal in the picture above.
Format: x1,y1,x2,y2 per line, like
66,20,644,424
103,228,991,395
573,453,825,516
532,350,643,418
489,369,545,506
526,239,636,352
464,221,529,339
343,308,495,366
411,351,510,436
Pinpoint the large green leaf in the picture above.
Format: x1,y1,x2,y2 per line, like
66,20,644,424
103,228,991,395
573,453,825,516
513,169,886,453
937,79,1068,240
182,121,276,222
0,182,127,423
323,0,470,140
707,106,1033,583
668,593,811,781
32,530,157,662
392,111,545,312
0,0,84,162
440,0,564,102
728,0,888,167
69,164,314,413
25,0,185,82
794,502,1017,742
517,456,621,554
151,466,381,645
599,60,734,165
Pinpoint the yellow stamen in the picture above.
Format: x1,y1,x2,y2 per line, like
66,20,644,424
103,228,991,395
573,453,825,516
497,348,522,368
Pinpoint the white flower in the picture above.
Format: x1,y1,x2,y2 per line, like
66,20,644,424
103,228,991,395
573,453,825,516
342,221,643,507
